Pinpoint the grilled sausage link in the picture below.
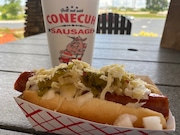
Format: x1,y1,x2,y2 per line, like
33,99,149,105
105,92,169,119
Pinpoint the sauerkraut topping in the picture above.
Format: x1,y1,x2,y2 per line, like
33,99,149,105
26,60,151,101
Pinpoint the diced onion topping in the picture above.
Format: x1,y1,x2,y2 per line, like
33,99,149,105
143,116,163,130
113,114,137,128
42,89,56,100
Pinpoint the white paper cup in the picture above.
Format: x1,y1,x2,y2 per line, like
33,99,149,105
41,0,100,66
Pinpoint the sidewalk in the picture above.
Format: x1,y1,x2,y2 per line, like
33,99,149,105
0,20,25,29
0,20,25,23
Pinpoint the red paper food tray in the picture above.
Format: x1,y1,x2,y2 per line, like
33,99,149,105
14,97,175,135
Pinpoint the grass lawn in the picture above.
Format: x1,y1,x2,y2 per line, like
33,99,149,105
125,13,166,18
114,11,167,18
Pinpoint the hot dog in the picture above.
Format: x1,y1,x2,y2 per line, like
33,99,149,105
14,60,169,129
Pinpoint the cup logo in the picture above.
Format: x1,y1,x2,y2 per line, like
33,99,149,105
59,36,87,63
45,5,97,63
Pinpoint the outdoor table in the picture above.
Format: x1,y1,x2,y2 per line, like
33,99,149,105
0,33,179,135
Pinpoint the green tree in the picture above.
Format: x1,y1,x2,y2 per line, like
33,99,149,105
0,0,23,19
146,0,168,13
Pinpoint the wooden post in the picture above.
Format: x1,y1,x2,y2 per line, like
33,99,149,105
160,0,180,50
24,0,45,37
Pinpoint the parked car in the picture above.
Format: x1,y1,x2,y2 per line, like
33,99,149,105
126,15,134,21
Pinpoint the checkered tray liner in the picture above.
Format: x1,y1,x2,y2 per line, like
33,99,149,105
15,97,174,135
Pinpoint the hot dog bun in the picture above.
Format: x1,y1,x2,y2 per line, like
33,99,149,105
22,90,166,128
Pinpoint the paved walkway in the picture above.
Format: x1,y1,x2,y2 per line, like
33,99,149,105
0,20,25,29
0,20,25,23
